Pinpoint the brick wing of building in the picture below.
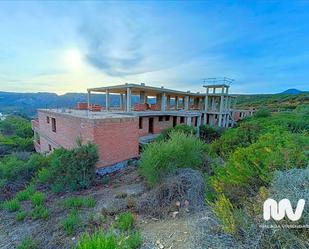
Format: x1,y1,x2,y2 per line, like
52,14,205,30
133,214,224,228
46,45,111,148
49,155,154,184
32,83,254,173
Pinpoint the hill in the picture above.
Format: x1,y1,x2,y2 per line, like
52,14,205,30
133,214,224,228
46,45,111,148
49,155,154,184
280,88,304,94
235,92,309,110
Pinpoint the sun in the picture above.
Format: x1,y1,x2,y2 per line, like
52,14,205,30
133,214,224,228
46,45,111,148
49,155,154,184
64,48,83,70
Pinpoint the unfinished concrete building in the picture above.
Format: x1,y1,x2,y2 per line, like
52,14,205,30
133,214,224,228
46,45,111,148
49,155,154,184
32,82,253,172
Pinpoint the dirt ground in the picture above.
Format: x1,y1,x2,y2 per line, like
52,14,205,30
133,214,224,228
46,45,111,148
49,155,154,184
0,166,238,249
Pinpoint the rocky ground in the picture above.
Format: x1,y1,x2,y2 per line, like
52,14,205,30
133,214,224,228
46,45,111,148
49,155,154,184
0,166,238,249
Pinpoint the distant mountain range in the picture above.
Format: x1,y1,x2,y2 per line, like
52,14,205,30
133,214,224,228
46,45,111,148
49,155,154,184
0,89,308,117
0,91,152,117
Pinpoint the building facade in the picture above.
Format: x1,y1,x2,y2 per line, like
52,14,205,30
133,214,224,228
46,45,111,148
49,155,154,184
32,83,253,170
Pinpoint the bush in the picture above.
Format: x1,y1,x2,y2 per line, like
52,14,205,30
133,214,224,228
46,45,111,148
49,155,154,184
35,167,52,184
48,143,99,191
30,192,45,206
115,212,134,231
77,230,142,249
0,153,47,185
1,198,20,212
16,211,27,221
212,194,236,234
17,237,38,249
77,231,117,249
210,122,262,159
200,125,224,143
16,184,35,201
156,124,196,142
31,205,49,220
62,210,80,235
254,108,271,118
125,231,142,249
139,132,207,186
64,196,96,209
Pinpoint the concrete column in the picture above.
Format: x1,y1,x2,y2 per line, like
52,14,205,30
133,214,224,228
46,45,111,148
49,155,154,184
156,93,162,107
222,114,226,127
185,96,190,110
196,115,201,137
175,96,179,109
209,114,214,126
126,87,131,112
120,94,123,110
220,96,224,112
166,95,171,110
106,90,110,111
204,96,208,111
211,97,215,111
218,114,222,127
161,92,166,111
222,86,225,94
87,90,91,108
186,116,192,126
140,91,146,104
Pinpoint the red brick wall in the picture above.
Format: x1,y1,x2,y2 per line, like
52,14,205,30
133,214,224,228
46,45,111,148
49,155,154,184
138,117,149,136
93,118,139,167
37,110,94,152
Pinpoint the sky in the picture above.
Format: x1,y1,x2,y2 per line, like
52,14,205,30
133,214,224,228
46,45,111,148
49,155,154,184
0,1,309,94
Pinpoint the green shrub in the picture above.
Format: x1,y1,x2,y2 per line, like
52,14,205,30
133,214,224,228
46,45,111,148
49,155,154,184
35,167,52,184
30,192,45,206
139,131,207,186
212,131,308,204
115,212,134,231
212,194,236,234
48,143,99,191
51,182,65,193
16,211,27,221
2,198,20,212
200,125,224,143
156,124,196,142
254,108,271,118
64,196,96,209
62,210,80,235
17,237,38,249
31,205,49,220
16,184,35,201
0,153,46,185
77,231,118,249
210,122,262,159
125,231,142,249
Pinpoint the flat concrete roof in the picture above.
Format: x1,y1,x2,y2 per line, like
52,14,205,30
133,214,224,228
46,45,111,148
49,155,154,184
88,83,203,97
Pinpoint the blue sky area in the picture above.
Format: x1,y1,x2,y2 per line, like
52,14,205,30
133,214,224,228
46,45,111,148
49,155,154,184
0,1,309,94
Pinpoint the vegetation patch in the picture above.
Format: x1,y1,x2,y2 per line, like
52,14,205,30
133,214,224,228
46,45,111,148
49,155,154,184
64,196,96,209
30,192,45,206
1,198,20,212
62,210,80,235
31,205,49,220
16,237,38,249
114,212,134,231
139,131,207,186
